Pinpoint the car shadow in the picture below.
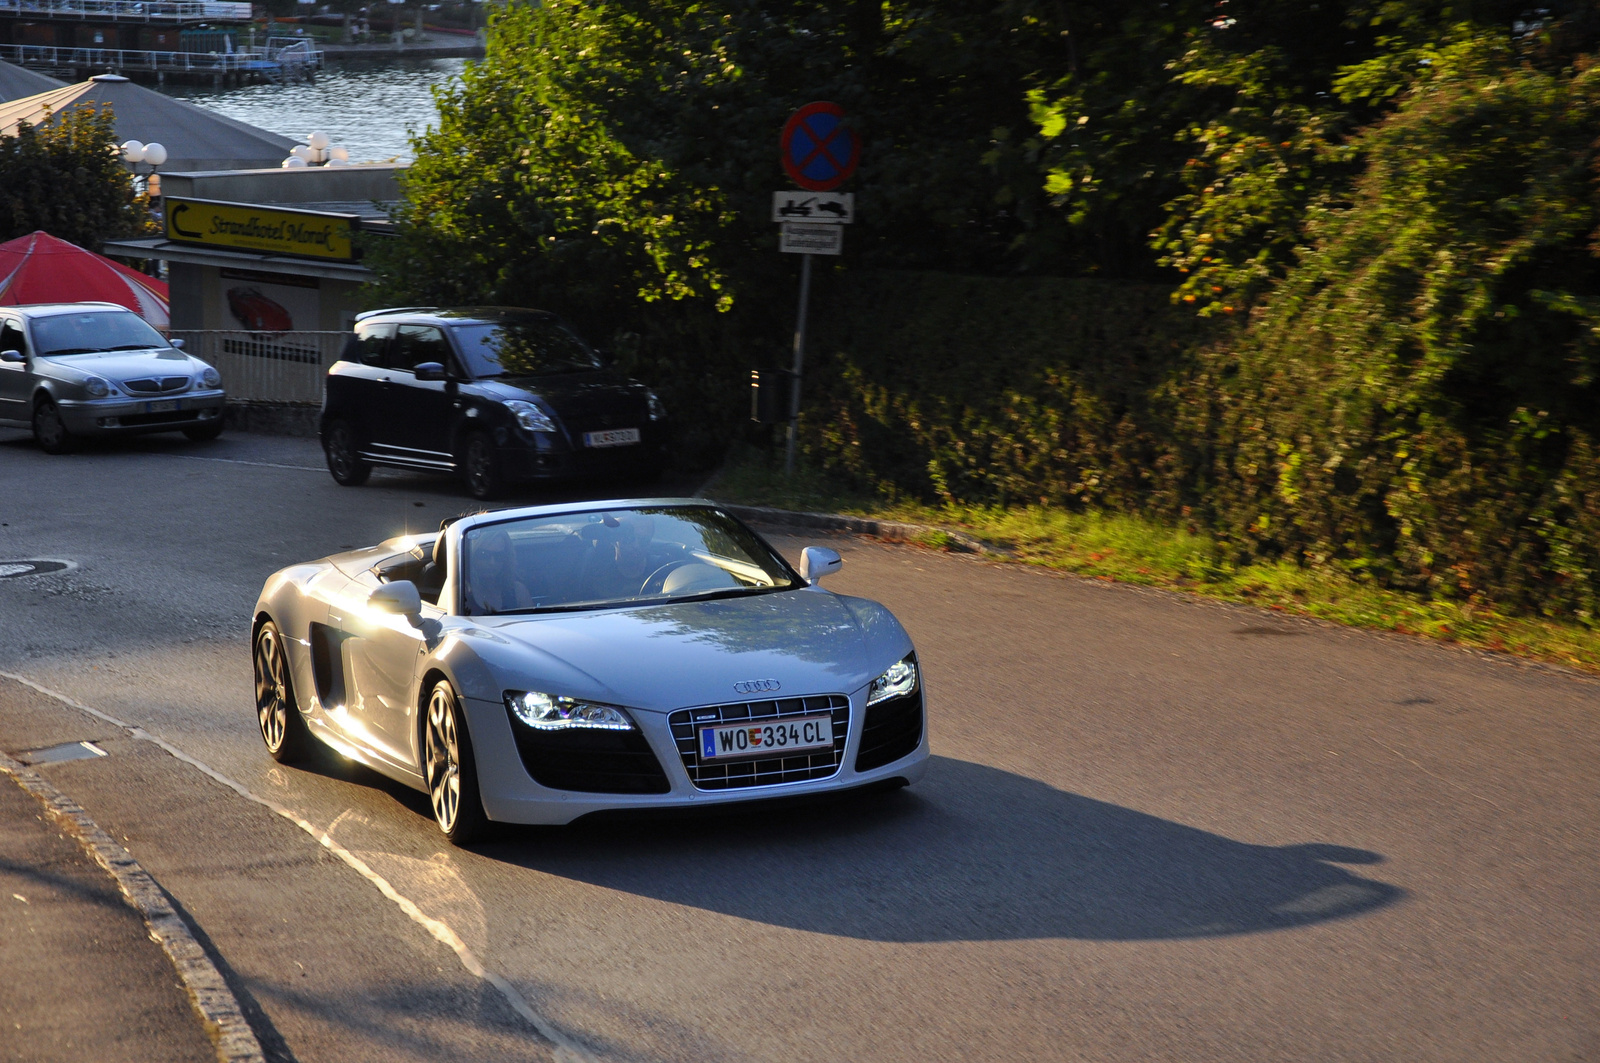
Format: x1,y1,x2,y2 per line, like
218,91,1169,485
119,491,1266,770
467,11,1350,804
470,756,1402,943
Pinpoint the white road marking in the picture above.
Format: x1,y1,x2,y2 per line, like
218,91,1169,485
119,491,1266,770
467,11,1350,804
163,454,325,472
0,668,595,1063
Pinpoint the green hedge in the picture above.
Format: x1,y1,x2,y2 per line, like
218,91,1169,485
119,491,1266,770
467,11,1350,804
801,270,1210,514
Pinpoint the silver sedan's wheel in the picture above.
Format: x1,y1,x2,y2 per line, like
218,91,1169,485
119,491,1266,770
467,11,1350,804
254,621,311,763
32,398,73,455
424,682,487,844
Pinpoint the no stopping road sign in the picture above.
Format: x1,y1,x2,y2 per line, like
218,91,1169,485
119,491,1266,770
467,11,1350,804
781,102,859,192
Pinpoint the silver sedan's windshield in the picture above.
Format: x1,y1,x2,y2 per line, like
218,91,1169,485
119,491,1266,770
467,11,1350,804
460,507,802,615
32,311,167,356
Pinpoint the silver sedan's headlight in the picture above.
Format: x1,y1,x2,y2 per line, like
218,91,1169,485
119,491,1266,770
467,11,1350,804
505,690,635,731
867,654,918,706
198,366,222,389
83,376,110,398
504,400,555,433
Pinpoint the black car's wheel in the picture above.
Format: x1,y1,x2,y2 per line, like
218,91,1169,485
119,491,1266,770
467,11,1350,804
32,398,73,454
183,420,224,442
424,681,488,845
254,621,313,763
323,419,371,486
462,431,502,501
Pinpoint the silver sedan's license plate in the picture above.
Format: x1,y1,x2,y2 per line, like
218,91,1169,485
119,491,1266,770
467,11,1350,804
583,427,640,448
145,399,180,413
699,714,834,760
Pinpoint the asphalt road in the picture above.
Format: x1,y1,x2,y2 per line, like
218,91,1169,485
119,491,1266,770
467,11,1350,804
0,427,1596,1063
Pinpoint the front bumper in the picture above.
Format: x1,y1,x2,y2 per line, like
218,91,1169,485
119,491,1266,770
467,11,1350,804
58,390,226,435
463,685,930,825
496,424,670,483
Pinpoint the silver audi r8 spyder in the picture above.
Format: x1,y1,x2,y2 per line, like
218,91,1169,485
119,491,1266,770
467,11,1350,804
251,500,928,843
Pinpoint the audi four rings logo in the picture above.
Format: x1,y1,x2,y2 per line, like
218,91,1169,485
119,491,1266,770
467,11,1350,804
733,679,781,695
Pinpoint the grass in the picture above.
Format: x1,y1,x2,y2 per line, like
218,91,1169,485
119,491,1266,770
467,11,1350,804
706,447,1600,675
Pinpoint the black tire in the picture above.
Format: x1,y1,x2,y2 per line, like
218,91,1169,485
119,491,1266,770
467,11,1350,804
182,420,224,442
32,398,73,455
461,431,502,501
254,621,314,764
323,419,371,486
423,680,489,845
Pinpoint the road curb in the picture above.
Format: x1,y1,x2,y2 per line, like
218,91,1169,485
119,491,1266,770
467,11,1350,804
711,501,995,554
0,751,266,1063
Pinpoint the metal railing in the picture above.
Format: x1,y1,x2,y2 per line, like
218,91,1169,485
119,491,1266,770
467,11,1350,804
174,330,341,405
0,0,252,21
0,42,271,73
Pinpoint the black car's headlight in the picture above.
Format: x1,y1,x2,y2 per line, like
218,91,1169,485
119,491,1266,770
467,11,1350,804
83,376,110,398
867,654,918,706
504,400,556,433
505,690,636,731
647,390,666,421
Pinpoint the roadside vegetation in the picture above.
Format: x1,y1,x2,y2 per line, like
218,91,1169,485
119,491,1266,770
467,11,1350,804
0,104,150,251
711,450,1600,674
372,1,1600,649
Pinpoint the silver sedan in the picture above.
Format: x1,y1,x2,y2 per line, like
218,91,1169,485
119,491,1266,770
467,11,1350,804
0,302,225,452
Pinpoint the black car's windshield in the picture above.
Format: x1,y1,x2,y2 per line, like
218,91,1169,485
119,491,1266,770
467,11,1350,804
451,319,604,378
461,506,802,615
32,311,167,357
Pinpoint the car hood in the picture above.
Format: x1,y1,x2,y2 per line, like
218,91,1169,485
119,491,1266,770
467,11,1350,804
40,349,195,382
472,370,647,417
461,589,907,712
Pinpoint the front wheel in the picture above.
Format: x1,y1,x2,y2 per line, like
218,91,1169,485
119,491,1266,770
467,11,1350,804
424,681,488,845
254,621,313,763
323,419,371,486
32,398,73,454
461,431,502,501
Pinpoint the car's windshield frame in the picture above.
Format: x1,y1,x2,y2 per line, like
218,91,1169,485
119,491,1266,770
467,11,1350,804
29,310,170,358
456,505,804,617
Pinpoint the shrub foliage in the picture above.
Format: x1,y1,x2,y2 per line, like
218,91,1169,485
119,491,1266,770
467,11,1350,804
0,104,146,252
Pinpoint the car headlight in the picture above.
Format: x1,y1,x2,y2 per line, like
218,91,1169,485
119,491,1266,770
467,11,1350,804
505,400,556,433
505,690,636,731
83,376,109,398
198,367,221,389
647,390,666,422
867,654,918,706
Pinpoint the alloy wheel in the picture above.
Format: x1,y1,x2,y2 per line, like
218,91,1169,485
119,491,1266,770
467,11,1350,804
425,685,462,833
254,627,289,752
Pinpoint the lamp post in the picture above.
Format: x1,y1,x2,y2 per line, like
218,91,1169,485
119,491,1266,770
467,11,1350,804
120,139,167,197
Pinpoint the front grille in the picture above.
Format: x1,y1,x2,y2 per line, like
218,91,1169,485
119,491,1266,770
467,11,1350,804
117,410,201,427
669,694,849,791
122,376,189,394
506,717,670,794
855,688,923,772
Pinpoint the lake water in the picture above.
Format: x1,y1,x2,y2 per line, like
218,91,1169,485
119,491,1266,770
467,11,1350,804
161,57,467,164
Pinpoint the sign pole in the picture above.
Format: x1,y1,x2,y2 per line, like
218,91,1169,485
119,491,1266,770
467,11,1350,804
785,251,813,477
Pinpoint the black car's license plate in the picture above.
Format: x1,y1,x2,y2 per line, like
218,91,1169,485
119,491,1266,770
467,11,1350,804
699,714,834,760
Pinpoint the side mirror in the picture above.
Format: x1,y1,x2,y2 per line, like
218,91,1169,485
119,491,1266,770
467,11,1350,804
169,338,186,350
413,361,447,381
0,350,23,364
369,580,424,626
799,546,843,585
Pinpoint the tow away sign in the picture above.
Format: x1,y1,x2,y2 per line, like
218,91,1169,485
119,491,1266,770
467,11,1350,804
772,191,854,224
779,222,843,256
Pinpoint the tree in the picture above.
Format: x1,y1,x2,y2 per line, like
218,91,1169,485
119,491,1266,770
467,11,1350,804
0,103,148,252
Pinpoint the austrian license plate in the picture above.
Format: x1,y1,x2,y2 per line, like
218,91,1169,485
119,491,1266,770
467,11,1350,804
699,714,834,761
583,427,640,448
144,399,179,413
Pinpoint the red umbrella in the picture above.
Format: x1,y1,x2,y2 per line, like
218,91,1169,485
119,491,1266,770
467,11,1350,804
0,231,170,330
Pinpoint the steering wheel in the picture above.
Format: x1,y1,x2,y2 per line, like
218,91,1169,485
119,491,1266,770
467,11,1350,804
640,560,695,595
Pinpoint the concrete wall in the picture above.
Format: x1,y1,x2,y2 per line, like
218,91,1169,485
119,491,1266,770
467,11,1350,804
158,164,405,205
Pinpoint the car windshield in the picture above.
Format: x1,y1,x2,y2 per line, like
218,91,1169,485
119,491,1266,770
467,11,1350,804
32,311,167,356
460,506,802,615
451,319,604,378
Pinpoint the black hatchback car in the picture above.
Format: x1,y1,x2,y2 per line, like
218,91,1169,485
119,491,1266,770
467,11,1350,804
320,307,668,499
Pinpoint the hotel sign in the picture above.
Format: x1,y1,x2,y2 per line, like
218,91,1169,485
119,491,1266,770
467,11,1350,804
163,197,359,262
